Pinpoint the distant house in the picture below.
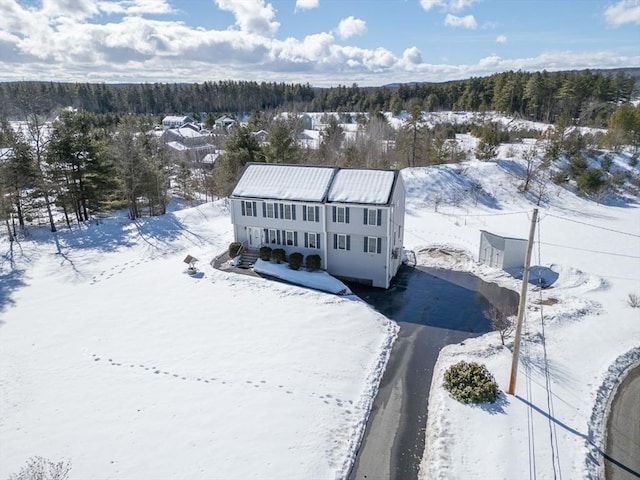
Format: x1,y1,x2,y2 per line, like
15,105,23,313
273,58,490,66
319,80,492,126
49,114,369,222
479,230,527,270
230,164,405,289
162,115,194,130
215,115,236,130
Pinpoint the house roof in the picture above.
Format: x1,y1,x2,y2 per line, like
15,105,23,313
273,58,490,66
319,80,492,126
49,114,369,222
232,164,335,202
162,115,191,123
232,164,399,205
328,169,396,205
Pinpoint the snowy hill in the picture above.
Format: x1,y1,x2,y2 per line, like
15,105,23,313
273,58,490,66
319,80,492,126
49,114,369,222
1,137,639,479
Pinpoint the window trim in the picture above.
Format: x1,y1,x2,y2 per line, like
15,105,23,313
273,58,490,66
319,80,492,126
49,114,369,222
334,233,350,251
364,236,382,254
305,232,320,249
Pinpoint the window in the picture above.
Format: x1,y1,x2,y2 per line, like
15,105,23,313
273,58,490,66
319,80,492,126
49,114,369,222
305,232,320,249
265,202,276,218
364,208,382,226
333,206,349,223
364,236,382,254
283,204,295,220
241,200,257,217
334,234,350,251
268,229,279,244
304,205,319,222
284,230,296,246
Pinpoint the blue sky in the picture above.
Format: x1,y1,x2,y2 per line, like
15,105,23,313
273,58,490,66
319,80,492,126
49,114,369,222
0,0,638,86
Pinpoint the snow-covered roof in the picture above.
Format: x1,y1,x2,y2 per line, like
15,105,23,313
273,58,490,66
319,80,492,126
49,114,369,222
163,115,191,123
328,169,396,205
233,164,399,205
232,164,335,202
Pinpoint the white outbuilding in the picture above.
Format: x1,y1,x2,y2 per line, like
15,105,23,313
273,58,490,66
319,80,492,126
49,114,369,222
478,230,527,270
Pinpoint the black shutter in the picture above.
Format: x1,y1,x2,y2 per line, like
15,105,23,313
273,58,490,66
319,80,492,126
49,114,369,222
294,232,298,246
241,201,246,216
262,202,266,217
333,234,337,249
279,203,284,218
304,232,309,248
315,206,320,222
363,209,368,225
377,238,382,254
277,230,281,244
346,207,350,224
332,206,336,222
364,236,368,252
377,209,382,226
274,203,278,219
292,205,296,220
264,228,268,243
346,235,351,251
252,202,257,216
303,206,307,221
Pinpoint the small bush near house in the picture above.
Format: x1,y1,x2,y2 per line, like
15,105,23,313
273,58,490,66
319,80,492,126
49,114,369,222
628,292,640,309
306,254,321,271
288,252,303,270
271,248,286,264
259,246,272,261
443,361,499,404
228,242,243,258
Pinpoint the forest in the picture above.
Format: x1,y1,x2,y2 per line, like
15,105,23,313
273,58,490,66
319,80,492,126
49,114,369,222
0,68,639,240
0,69,637,127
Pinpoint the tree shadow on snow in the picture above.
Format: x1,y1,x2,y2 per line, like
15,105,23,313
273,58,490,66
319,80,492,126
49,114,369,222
0,268,26,321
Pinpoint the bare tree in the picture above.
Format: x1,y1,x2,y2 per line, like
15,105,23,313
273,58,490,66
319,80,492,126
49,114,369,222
484,303,516,345
8,456,71,480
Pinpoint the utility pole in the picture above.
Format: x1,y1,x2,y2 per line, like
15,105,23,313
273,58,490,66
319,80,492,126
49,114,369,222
507,208,539,396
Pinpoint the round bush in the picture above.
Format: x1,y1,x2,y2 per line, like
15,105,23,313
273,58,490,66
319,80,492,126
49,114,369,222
228,241,243,258
443,361,499,404
259,246,272,261
305,254,321,271
288,252,303,270
271,248,286,264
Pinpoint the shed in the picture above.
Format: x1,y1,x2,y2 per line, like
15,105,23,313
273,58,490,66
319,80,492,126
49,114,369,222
478,230,527,270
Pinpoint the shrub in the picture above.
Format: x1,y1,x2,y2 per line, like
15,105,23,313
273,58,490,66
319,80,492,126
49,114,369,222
228,241,243,258
576,168,604,195
9,456,71,480
288,252,303,270
271,248,286,264
259,246,272,261
306,254,321,271
443,361,499,404
628,292,640,309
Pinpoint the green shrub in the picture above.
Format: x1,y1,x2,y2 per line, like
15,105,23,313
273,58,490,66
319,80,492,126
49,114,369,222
443,361,499,404
259,246,272,261
228,241,243,258
306,254,321,271
288,252,303,270
271,248,286,264
576,168,604,195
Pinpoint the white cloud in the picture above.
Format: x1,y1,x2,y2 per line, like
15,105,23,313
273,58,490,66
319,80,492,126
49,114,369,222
97,0,175,16
420,0,477,12
496,34,507,43
295,0,319,11
402,47,423,65
604,0,640,26
336,16,367,39
444,13,477,28
215,0,280,36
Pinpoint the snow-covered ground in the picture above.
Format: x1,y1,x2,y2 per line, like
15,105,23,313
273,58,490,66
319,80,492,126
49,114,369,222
0,202,396,479
1,119,639,479
402,156,640,479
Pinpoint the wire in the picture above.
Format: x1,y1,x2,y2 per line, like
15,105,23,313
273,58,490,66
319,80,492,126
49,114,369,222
537,217,563,480
537,241,640,259
545,213,640,238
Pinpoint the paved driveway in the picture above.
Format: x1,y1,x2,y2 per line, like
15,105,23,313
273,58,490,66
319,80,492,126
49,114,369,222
348,265,518,480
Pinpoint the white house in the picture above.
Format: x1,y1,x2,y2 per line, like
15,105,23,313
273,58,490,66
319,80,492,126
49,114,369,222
162,115,194,129
229,163,405,289
478,230,527,270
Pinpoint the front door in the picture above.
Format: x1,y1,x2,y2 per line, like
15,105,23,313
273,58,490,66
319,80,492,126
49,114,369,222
248,227,262,248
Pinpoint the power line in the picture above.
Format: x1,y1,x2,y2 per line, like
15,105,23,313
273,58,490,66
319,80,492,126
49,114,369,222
545,213,640,238
537,241,640,259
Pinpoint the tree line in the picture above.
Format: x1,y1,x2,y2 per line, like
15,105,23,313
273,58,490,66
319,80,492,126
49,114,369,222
0,69,636,127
